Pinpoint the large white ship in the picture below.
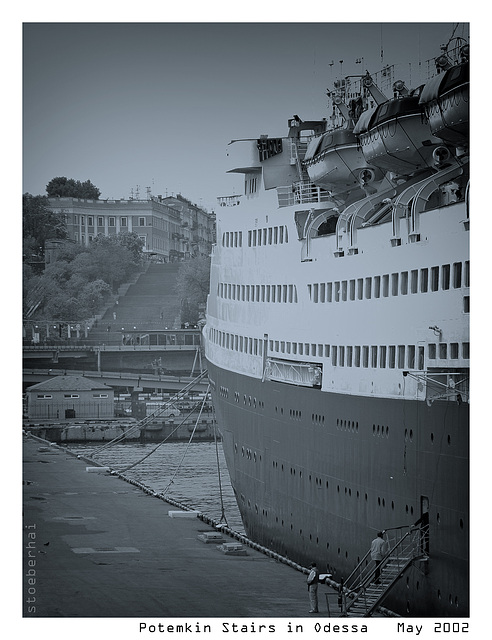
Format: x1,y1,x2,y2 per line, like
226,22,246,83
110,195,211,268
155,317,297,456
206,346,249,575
204,32,469,617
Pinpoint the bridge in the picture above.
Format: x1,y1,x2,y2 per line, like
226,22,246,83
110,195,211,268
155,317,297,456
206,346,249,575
23,368,209,393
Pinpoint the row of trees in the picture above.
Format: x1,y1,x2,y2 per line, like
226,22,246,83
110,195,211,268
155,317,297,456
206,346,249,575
24,233,145,320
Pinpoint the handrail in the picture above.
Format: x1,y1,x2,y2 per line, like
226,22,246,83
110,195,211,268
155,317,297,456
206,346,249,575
344,525,421,592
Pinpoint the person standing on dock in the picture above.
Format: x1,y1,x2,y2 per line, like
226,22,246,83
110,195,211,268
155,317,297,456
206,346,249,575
370,531,386,584
307,562,319,613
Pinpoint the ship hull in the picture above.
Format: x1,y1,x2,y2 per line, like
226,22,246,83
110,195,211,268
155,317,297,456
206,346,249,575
208,361,469,617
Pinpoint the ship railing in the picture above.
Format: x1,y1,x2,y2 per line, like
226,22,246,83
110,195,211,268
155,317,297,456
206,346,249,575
277,182,332,208
344,525,423,594
403,369,469,405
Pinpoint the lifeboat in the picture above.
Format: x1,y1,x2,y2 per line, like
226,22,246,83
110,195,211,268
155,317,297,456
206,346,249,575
354,94,442,176
419,60,469,147
303,128,384,195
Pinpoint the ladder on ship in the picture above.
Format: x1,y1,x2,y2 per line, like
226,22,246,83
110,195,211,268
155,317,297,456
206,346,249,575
341,525,428,617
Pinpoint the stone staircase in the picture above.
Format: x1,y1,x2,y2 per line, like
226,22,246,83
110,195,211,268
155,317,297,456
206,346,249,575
89,263,182,345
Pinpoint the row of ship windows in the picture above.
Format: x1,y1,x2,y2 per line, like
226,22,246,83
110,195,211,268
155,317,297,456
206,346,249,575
36,393,109,399
236,471,465,537
308,261,470,303
218,282,298,303
221,225,290,249
209,327,469,366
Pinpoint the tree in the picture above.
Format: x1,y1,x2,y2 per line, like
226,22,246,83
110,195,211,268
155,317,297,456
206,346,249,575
175,255,211,303
175,256,211,325
23,193,67,257
46,176,101,199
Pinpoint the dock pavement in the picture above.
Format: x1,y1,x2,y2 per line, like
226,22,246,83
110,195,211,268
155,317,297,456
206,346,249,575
22,432,343,619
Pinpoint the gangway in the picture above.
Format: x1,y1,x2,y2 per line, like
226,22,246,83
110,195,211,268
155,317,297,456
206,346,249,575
341,525,428,617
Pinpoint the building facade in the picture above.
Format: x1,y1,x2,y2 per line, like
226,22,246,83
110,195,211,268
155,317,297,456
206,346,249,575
26,375,114,420
48,194,215,261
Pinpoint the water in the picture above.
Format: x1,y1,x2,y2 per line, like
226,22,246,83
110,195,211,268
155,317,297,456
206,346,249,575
68,440,245,534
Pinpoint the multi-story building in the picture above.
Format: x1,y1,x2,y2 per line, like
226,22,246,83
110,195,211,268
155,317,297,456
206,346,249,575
48,194,215,261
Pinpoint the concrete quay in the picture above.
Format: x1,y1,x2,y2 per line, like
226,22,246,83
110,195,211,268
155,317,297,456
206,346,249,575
22,433,342,619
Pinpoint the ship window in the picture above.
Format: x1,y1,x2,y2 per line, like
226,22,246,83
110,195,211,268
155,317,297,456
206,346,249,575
453,262,462,288
285,227,289,242
292,342,297,354
257,230,262,246
374,276,381,298
232,284,236,299
463,296,470,313
283,285,288,302
281,341,285,353
418,346,425,369
349,279,356,300
299,343,303,355
239,336,244,352
401,271,408,295
365,277,372,299
266,285,270,302
371,346,377,368
362,346,369,368
313,283,319,303
347,346,353,366
339,346,345,366
408,345,415,369
464,260,470,287
462,342,469,359
248,230,252,246
398,345,405,368
332,346,337,366
324,345,330,357
441,264,450,290
275,340,279,351
379,346,386,368
411,270,418,293
342,280,348,301
420,268,429,293
450,343,459,359
263,229,268,244
388,345,396,368
305,343,310,356
319,282,326,303
279,226,284,243
382,274,389,297
431,266,439,291
354,346,361,367
334,281,340,302
327,282,333,302
357,278,363,300
256,285,260,300
428,343,437,359
439,343,447,359
391,273,399,296
274,227,278,243
268,228,273,244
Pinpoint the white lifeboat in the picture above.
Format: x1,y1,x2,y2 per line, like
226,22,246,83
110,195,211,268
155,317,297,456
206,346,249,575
354,94,442,176
303,128,384,195
419,60,469,148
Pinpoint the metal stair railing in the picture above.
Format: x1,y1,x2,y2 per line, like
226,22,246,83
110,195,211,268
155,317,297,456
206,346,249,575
342,525,427,617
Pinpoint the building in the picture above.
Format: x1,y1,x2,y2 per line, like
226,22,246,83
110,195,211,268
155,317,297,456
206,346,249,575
48,194,215,261
26,375,114,421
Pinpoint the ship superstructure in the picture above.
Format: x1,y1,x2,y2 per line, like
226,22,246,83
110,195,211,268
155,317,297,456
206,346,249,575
204,35,469,617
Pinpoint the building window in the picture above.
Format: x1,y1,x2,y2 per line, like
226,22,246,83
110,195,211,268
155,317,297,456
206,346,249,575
121,217,128,227
109,217,115,227
88,216,93,226
139,217,146,226
98,216,104,227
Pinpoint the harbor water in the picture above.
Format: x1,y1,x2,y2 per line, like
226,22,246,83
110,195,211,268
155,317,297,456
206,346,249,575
68,440,245,534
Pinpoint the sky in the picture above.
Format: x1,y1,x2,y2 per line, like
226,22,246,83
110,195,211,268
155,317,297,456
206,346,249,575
22,21,468,211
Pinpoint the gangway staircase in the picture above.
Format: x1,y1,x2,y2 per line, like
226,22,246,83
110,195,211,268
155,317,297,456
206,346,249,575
342,525,428,617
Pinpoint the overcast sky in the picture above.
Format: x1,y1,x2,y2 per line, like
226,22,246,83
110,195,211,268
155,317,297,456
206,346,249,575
23,22,466,211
